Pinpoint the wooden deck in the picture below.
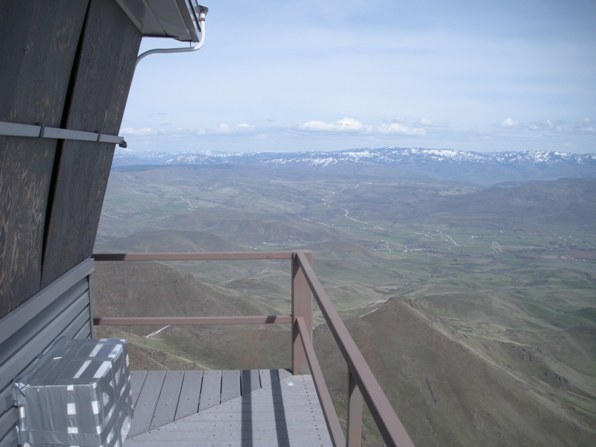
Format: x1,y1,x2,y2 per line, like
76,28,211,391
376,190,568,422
125,369,333,447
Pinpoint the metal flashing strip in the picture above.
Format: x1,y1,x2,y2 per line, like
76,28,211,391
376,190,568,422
0,121,127,147
115,0,207,42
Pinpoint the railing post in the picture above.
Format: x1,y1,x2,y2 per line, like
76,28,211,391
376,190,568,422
292,251,313,375
347,371,363,447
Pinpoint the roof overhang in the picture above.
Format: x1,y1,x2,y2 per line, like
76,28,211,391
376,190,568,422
115,0,208,42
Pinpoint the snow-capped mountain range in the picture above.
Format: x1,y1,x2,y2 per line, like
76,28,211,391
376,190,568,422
113,147,596,185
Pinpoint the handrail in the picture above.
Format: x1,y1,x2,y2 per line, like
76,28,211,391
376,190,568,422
295,317,345,447
92,250,414,447
294,251,415,447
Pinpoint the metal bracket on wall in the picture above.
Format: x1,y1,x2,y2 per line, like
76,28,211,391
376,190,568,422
0,121,127,148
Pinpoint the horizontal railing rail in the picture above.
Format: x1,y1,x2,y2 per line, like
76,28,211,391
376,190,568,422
93,251,294,261
92,250,414,447
93,315,293,326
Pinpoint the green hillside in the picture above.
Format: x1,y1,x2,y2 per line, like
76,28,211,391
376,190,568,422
93,165,596,446
92,261,290,370
315,298,595,446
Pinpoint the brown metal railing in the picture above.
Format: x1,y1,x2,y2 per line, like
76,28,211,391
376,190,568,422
92,250,414,447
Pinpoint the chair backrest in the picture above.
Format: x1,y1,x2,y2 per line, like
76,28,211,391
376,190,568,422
0,258,94,447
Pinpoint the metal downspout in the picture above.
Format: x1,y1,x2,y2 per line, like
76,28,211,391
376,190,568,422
135,8,207,66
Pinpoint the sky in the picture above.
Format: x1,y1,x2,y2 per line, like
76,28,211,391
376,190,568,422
120,0,596,154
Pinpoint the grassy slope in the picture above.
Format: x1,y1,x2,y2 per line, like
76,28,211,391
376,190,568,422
93,166,596,446
315,298,595,446
92,261,290,370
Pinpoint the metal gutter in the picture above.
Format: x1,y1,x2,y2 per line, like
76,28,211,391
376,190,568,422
114,0,208,66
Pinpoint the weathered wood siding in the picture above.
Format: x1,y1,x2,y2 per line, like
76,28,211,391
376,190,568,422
0,1,141,441
0,0,89,316
0,0,141,315
42,0,141,286
0,259,94,447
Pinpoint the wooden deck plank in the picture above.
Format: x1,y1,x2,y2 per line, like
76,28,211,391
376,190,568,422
127,426,322,440
278,368,292,381
128,370,165,437
148,409,322,426
130,371,147,406
259,369,273,388
175,370,203,420
125,374,332,446
150,370,184,429
259,369,284,389
198,370,222,411
126,440,284,447
221,369,241,402
241,369,261,394
206,398,320,413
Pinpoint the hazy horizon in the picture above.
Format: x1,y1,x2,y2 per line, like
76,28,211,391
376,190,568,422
116,145,596,156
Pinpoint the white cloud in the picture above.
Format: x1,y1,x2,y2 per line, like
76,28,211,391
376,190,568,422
336,118,366,131
122,123,261,139
499,118,519,128
299,117,366,133
299,121,332,131
213,123,258,134
377,122,426,136
120,127,156,136
205,123,257,135
494,117,596,137
528,119,562,131
298,117,429,136
577,118,594,133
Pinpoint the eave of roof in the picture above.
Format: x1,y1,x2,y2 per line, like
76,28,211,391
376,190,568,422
115,0,207,42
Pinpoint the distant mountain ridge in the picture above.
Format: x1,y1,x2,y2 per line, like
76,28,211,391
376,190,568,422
113,147,596,184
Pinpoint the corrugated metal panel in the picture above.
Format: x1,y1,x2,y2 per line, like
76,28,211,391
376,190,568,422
0,259,94,447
